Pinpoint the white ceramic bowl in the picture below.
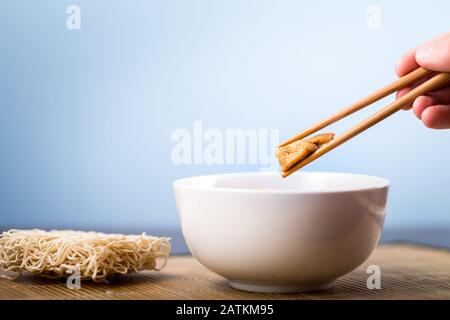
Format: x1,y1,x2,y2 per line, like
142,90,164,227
173,172,389,293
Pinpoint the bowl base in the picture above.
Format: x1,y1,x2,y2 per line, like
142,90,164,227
229,280,335,293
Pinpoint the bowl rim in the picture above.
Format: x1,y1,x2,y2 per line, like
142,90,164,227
172,171,390,195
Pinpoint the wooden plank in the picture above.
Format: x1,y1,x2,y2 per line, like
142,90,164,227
1,244,450,300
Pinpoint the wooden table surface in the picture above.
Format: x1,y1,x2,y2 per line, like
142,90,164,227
1,244,450,300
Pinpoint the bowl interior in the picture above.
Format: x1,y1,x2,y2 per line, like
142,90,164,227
174,171,389,193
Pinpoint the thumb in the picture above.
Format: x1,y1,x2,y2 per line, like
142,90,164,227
416,37,450,72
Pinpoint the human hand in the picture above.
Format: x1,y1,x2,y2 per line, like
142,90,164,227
396,32,450,129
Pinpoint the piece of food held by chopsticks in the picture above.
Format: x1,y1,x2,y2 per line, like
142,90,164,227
0,229,171,283
275,133,334,173
276,67,450,178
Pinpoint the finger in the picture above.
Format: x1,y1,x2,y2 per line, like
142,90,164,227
416,37,450,72
396,73,440,110
421,104,450,129
427,86,450,105
396,49,419,77
396,87,413,109
396,80,432,109
396,33,450,76
412,96,436,119
412,87,450,119
396,87,411,98
412,87,450,117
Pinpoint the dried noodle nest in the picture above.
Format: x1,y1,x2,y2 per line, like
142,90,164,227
0,229,171,282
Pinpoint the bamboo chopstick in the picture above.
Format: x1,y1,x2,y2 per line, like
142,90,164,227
281,71,450,178
279,67,433,147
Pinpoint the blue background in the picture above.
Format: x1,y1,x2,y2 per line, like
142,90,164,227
0,0,449,232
